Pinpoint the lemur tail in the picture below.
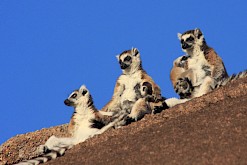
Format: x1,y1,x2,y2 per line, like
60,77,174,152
98,110,127,132
14,146,69,165
215,70,247,89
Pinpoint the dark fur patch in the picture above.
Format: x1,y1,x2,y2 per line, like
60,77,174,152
197,32,203,39
119,50,131,56
182,30,195,35
125,116,135,125
153,97,168,113
82,89,87,96
200,40,211,53
134,83,142,99
202,65,211,76
175,77,194,99
87,95,96,110
178,56,189,69
142,82,153,95
90,119,105,129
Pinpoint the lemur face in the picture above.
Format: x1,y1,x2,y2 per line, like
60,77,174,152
180,34,195,50
116,48,141,72
118,54,132,69
177,28,204,51
64,85,89,107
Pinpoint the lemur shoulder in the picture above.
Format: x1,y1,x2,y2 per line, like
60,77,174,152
15,85,121,165
101,48,167,123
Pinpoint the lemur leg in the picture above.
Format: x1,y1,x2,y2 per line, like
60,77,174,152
165,97,189,108
39,135,75,154
127,98,151,121
122,100,134,114
195,76,215,97
174,77,194,99
95,110,127,134
98,111,114,116
174,69,195,99
149,99,169,114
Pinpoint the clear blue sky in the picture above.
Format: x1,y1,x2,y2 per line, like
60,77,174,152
1,1,246,144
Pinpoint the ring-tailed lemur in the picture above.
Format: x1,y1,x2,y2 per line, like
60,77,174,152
15,85,123,165
166,28,246,107
101,48,167,124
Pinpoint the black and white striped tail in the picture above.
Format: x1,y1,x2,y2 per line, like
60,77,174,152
14,146,68,165
215,70,247,89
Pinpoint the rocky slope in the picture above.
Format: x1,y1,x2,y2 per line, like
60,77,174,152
1,77,247,165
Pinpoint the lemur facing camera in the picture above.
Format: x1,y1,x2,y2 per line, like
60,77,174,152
101,48,168,125
166,28,229,107
15,85,123,165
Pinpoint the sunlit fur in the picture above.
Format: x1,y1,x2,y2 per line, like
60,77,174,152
101,48,166,123
15,85,122,165
166,69,247,107
167,28,229,107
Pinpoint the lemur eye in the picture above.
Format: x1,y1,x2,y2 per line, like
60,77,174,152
124,56,131,62
186,36,194,42
71,93,77,98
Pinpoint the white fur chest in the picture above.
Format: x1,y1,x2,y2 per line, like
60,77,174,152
188,52,210,84
73,108,98,141
118,71,142,103
188,52,207,68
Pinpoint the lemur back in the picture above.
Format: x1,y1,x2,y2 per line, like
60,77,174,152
101,48,167,124
15,85,121,165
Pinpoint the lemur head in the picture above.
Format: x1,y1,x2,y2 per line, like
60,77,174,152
64,85,93,108
177,28,205,53
141,81,153,96
116,47,142,74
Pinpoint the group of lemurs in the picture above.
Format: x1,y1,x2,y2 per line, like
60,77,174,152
16,28,246,165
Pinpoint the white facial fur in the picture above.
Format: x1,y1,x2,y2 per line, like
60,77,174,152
116,48,141,75
181,34,204,57
67,85,90,107
178,29,205,55
177,33,182,40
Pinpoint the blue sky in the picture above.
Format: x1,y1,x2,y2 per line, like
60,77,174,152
1,1,246,144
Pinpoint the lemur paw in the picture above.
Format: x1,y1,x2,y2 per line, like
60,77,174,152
37,145,50,154
175,77,193,99
153,101,169,114
125,116,136,125
145,95,156,102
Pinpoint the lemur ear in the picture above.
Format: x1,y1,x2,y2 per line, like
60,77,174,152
194,28,203,39
131,47,139,56
79,84,88,95
116,55,120,61
82,89,88,96
177,33,182,40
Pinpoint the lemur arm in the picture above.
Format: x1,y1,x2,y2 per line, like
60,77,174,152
204,50,228,82
170,55,189,87
101,79,124,112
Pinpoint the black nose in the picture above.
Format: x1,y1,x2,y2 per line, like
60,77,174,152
119,61,129,69
64,99,71,106
182,43,191,49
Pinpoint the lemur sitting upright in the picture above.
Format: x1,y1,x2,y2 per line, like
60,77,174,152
101,48,167,124
166,28,228,107
16,85,122,165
